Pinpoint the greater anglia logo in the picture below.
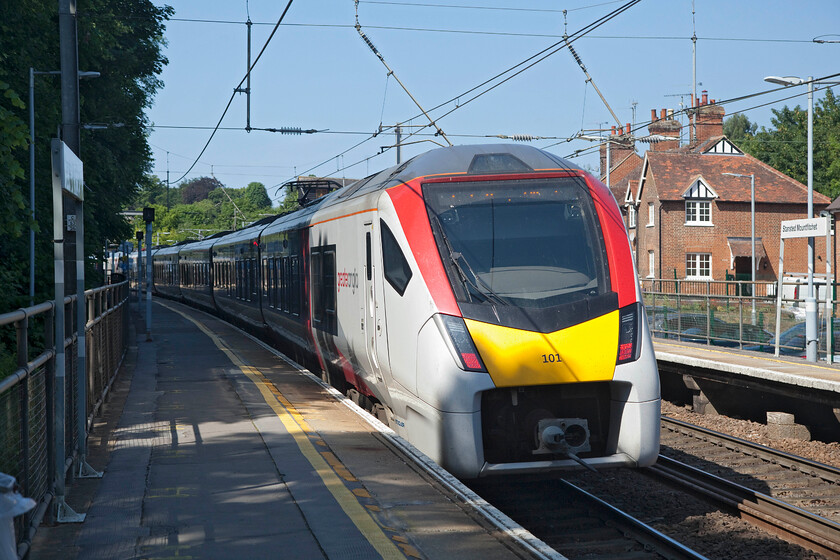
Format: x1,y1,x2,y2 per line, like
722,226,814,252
337,270,359,294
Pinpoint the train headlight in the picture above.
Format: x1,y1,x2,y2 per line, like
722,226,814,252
435,314,487,372
616,302,642,364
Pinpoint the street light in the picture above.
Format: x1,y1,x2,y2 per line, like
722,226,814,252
723,172,756,324
28,68,99,306
764,75,817,361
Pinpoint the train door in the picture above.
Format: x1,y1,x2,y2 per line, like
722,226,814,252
363,219,388,385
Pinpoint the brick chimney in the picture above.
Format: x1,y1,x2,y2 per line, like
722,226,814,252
599,123,635,179
694,90,725,144
648,108,681,151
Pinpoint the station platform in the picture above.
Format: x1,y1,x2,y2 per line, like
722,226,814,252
29,300,557,560
654,340,840,396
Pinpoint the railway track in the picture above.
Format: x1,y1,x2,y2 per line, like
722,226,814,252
468,476,708,560
655,416,840,558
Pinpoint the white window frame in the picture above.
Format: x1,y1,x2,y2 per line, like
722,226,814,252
627,205,636,228
647,202,655,227
685,200,712,226
647,250,655,278
686,253,712,279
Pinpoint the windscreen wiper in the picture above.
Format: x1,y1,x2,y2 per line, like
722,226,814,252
451,250,508,306
431,215,507,306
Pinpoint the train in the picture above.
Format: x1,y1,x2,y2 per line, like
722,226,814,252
148,144,661,479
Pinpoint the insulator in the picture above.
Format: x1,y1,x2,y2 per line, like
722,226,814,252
567,43,587,72
511,134,534,142
270,127,301,135
358,30,380,57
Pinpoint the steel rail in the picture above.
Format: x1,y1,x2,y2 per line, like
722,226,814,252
649,455,840,558
559,479,710,560
662,416,840,483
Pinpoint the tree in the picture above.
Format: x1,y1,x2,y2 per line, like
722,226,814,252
180,176,224,204
723,114,757,144
242,182,272,211
739,89,840,200
0,0,172,308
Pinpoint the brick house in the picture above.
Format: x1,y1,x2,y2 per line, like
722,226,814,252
617,93,832,282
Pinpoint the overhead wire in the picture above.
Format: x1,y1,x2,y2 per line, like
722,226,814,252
282,0,642,183
356,0,625,13
162,17,818,44
395,0,641,146
168,0,296,185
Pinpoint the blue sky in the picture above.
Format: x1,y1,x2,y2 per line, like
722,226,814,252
145,0,839,206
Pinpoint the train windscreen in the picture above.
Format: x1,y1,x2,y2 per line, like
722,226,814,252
423,177,611,311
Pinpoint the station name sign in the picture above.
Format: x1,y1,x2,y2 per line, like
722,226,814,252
780,217,828,239
51,139,84,201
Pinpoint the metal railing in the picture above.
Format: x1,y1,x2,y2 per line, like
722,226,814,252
642,278,837,358
0,281,128,558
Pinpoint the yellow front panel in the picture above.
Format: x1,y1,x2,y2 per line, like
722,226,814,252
465,312,619,387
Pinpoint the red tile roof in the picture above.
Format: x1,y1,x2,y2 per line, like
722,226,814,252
640,139,829,204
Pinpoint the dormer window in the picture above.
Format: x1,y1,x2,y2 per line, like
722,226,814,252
704,138,743,155
683,177,717,226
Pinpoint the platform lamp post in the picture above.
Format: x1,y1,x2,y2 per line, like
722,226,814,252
28,68,99,307
723,172,756,325
764,75,817,361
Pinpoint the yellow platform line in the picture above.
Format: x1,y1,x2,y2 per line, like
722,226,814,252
159,302,404,560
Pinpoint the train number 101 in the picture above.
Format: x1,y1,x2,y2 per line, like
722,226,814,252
542,353,561,363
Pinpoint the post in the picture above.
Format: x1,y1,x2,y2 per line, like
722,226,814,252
606,138,611,191
395,125,402,164
51,139,84,523
805,77,817,362
826,216,833,363
750,173,756,325
75,184,88,471
144,207,155,341
775,239,785,357
136,231,143,307
166,151,170,209
29,68,36,307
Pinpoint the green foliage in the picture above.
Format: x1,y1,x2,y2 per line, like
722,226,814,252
128,179,279,243
0,80,30,240
722,114,757,144
735,89,840,200
278,185,299,213
179,176,223,204
0,0,172,311
242,182,272,211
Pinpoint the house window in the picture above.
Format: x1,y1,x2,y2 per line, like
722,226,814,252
627,205,636,228
647,203,655,227
685,200,711,225
647,251,655,278
686,253,711,279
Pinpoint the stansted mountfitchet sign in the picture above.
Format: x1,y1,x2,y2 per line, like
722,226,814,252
780,217,827,239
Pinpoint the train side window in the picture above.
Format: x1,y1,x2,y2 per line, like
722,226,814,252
280,257,288,312
265,259,272,308
324,249,337,333
381,221,412,296
366,232,372,281
249,258,257,302
236,260,242,299
311,250,323,323
311,245,337,334
290,256,300,316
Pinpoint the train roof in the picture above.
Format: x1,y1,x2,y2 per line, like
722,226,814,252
316,144,585,208
174,144,587,248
